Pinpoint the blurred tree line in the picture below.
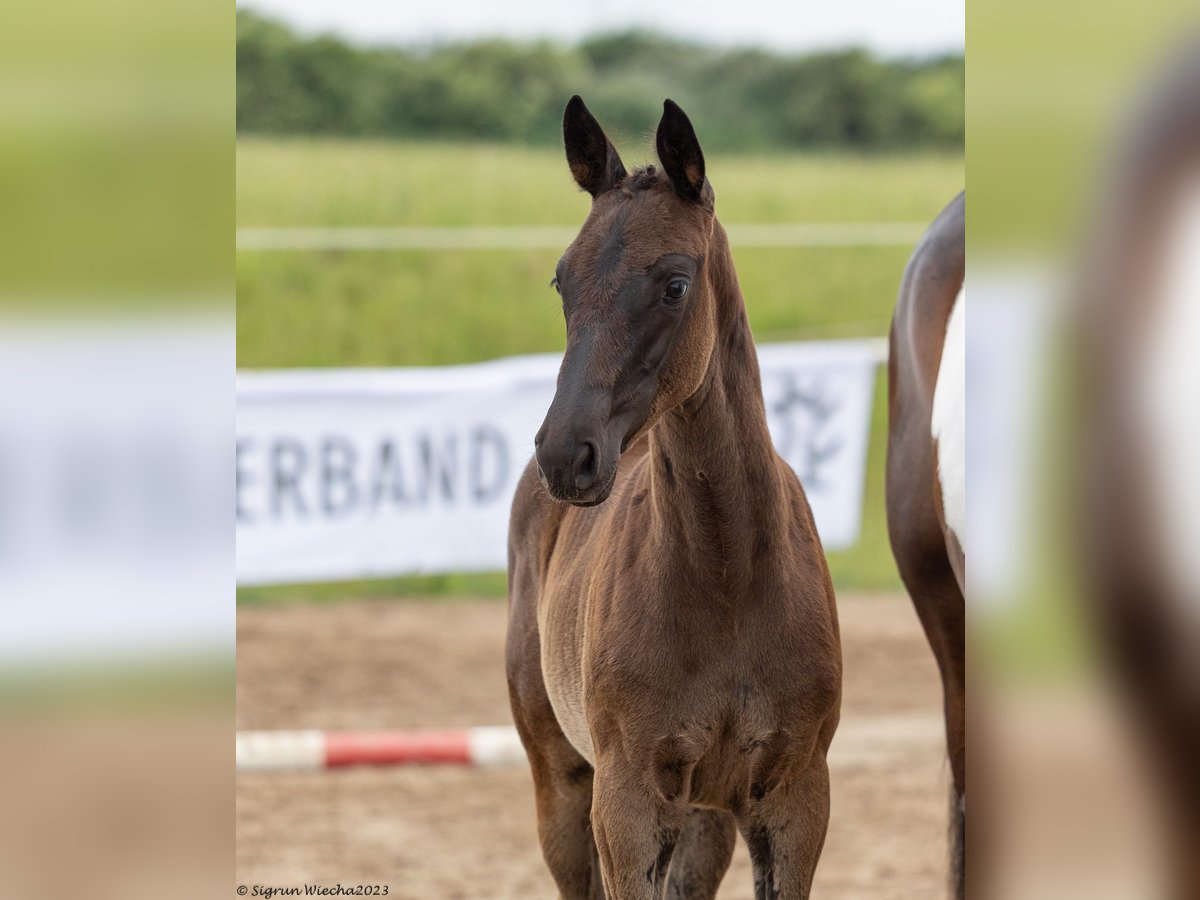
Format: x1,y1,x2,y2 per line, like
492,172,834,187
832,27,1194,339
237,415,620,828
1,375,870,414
237,11,963,152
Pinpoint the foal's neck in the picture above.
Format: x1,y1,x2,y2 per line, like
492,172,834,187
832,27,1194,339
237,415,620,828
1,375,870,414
647,222,784,584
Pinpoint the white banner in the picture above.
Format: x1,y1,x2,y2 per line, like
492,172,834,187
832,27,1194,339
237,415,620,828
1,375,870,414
236,340,885,586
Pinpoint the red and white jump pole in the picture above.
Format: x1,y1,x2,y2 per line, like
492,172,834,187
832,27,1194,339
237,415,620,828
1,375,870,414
236,726,525,772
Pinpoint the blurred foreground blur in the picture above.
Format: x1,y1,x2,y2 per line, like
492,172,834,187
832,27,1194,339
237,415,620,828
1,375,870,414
0,0,231,898
1075,37,1200,900
971,3,1200,896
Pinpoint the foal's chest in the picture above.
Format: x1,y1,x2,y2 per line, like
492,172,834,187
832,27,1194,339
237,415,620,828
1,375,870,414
538,582,815,774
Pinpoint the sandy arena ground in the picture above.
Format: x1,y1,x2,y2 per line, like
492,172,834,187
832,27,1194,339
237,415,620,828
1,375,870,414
237,593,950,899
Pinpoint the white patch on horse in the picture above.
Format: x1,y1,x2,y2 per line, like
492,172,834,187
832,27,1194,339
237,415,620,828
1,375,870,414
1139,177,1200,609
932,287,966,549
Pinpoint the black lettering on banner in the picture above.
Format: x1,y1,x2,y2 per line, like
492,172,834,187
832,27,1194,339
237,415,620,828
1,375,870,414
370,438,407,510
469,425,509,503
270,437,308,519
417,433,457,503
56,432,111,541
235,438,255,523
0,435,12,557
320,435,358,516
248,426,515,523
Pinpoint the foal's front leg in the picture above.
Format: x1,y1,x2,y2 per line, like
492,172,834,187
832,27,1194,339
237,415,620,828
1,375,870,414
666,807,737,899
591,758,687,900
738,758,832,900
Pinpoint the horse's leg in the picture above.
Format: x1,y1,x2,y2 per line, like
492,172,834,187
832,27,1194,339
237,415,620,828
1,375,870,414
507,553,605,898
508,688,604,898
888,498,966,898
906,569,966,900
523,737,606,900
941,622,966,900
929,500,967,898
508,670,605,899
665,808,737,900
591,759,687,900
950,782,965,900
736,756,831,900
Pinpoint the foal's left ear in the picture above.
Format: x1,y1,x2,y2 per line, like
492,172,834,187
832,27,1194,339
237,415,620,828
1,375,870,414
656,99,707,204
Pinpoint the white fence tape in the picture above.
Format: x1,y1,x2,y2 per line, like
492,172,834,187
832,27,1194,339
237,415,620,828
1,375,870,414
236,223,928,252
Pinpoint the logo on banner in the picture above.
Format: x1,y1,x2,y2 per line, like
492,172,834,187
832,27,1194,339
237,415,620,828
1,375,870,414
769,374,845,492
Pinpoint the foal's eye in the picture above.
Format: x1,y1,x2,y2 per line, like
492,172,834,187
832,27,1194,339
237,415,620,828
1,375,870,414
550,277,561,295
664,277,689,302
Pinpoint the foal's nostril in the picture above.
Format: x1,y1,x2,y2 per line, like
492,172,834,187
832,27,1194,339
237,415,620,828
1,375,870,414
574,441,598,492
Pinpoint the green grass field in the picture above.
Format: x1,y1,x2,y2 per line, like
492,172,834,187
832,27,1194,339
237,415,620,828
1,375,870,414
237,139,963,601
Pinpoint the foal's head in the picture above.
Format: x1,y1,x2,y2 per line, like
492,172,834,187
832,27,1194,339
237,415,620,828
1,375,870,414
534,96,721,506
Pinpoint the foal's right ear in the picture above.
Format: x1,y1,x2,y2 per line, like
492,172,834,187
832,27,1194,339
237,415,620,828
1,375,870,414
656,99,707,204
563,95,626,198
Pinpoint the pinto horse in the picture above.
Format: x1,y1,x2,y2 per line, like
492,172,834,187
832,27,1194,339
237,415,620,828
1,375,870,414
1077,49,1200,898
506,96,842,900
885,191,966,898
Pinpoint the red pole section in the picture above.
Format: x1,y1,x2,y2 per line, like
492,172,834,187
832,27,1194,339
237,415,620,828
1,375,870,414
236,726,526,771
323,729,473,767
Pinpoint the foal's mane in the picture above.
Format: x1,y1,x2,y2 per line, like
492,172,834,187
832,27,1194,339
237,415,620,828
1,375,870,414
620,164,667,195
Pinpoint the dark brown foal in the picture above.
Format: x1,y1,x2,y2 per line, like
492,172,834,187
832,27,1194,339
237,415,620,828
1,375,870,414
885,191,966,898
507,97,841,900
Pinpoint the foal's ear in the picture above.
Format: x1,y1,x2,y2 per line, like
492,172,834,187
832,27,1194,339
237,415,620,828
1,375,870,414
563,95,626,198
656,99,707,204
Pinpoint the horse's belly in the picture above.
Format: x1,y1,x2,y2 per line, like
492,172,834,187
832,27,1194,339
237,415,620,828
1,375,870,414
539,591,595,764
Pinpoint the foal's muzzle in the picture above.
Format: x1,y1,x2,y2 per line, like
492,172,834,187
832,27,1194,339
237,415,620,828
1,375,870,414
533,426,614,506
